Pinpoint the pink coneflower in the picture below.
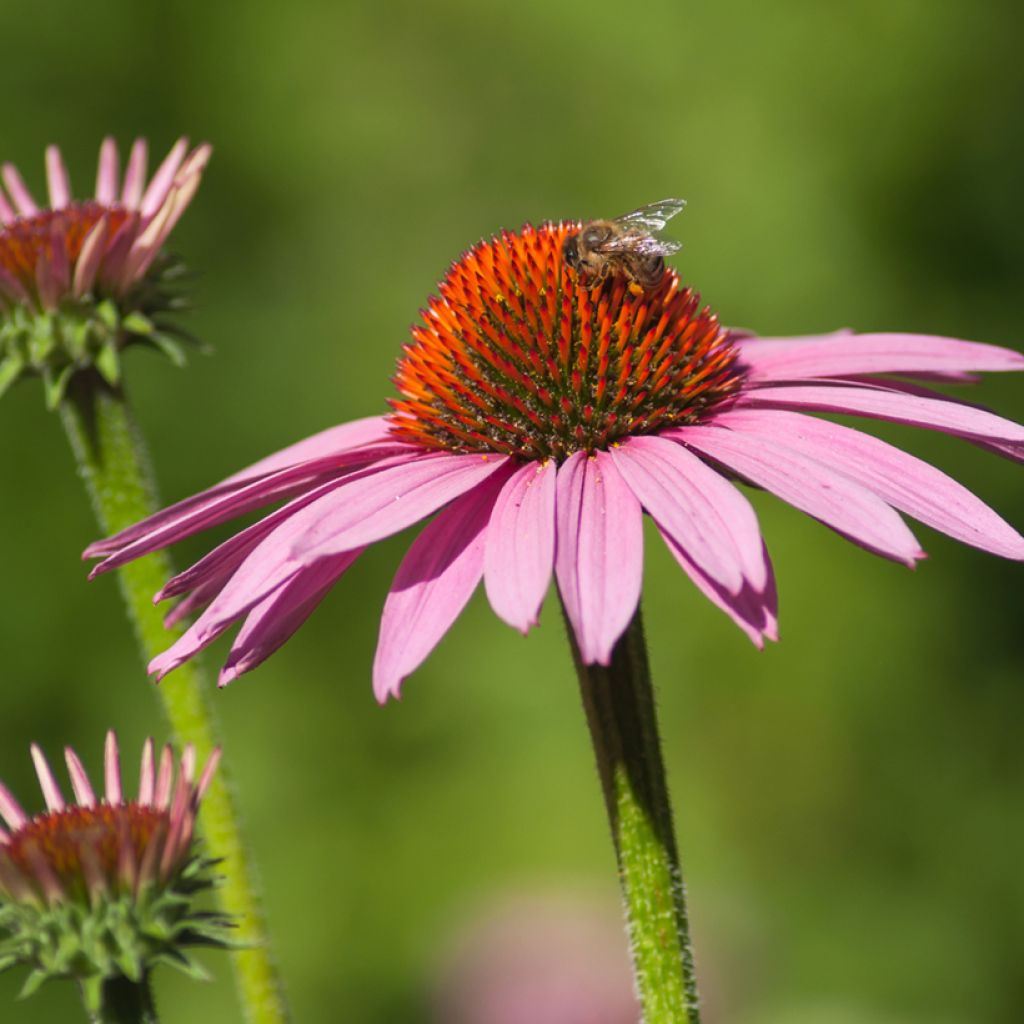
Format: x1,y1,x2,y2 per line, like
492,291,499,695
0,137,210,405
85,220,1024,702
0,731,226,1011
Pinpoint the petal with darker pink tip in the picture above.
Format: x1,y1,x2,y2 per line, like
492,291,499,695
484,460,556,633
219,549,363,687
670,424,924,565
292,452,512,561
660,529,778,647
713,408,1024,560
555,451,643,665
610,435,765,594
373,476,505,702
736,332,1024,383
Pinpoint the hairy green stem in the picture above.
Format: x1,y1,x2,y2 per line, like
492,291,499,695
91,974,158,1024
61,373,290,1024
564,601,700,1024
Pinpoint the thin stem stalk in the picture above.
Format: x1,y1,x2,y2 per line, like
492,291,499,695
61,373,290,1024
563,601,700,1024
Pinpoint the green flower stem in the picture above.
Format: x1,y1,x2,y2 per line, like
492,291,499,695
92,974,158,1024
563,601,700,1024
61,373,290,1024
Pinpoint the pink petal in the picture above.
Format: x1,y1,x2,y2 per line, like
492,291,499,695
0,188,14,224
30,745,65,812
121,139,148,209
72,215,110,298
138,739,155,805
483,460,556,633
140,137,188,217
0,782,27,830
86,444,407,571
670,424,924,565
196,748,221,803
95,137,120,204
45,145,71,209
661,530,778,646
104,731,122,805
1,162,38,216
64,747,97,807
714,408,1024,560
221,416,398,484
736,381,1024,445
611,434,765,594
555,451,644,665
373,477,503,702
737,332,1024,383
219,549,363,687
292,452,512,560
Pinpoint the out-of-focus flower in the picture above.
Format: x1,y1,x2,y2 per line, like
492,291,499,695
85,221,1024,701
0,731,228,1013
432,892,639,1024
0,137,210,406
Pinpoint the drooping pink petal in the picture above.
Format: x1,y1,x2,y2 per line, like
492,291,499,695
737,332,1024,383
64,747,97,807
373,476,504,702
30,745,65,812
44,145,71,209
483,460,557,633
713,408,1024,560
291,452,512,561
660,529,778,646
1,162,38,216
736,381,1024,446
85,443,409,569
95,137,120,204
610,434,766,594
555,451,644,665
670,423,925,565
121,138,148,209
219,549,363,687
139,137,188,217
220,416,399,484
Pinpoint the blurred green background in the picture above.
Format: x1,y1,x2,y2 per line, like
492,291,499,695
1,1,1022,1021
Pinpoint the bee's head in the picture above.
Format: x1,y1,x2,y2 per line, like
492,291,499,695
562,233,581,270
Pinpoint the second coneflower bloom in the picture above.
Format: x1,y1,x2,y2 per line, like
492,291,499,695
0,136,210,406
85,219,1024,701
0,732,227,1014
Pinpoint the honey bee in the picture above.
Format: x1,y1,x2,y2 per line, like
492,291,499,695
562,198,686,292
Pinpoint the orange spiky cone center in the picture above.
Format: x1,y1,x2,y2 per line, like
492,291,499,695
388,221,741,460
6,803,166,890
0,201,130,289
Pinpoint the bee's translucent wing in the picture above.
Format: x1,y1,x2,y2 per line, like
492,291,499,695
594,234,682,257
612,198,686,234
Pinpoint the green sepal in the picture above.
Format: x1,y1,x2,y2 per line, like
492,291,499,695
0,354,24,398
146,332,189,368
43,365,76,410
122,312,153,336
18,968,47,1000
95,341,122,386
